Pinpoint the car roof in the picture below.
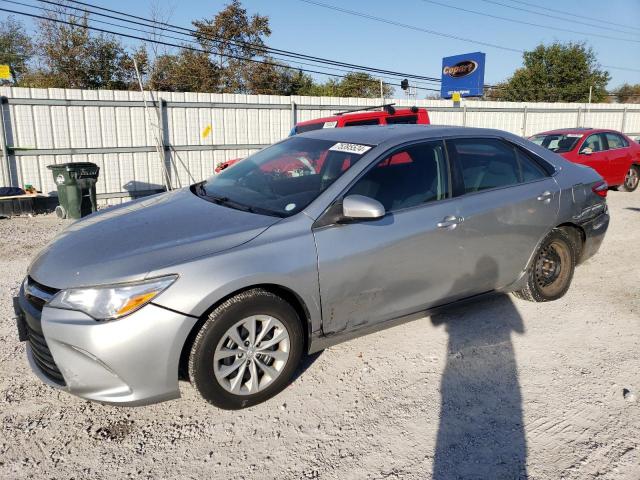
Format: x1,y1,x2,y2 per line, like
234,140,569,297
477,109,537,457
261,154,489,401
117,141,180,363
536,128,619,136
297,124,519,145
295,108,426,127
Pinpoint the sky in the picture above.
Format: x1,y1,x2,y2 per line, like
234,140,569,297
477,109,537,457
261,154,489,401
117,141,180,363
3,0,640,96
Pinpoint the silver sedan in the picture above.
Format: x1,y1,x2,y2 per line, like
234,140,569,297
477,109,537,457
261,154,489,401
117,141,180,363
15,125,609,409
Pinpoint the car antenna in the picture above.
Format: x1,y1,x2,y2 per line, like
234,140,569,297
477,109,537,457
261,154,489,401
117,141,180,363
334,103,397,116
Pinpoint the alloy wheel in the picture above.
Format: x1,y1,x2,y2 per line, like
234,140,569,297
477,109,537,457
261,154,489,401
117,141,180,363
213,315,290,395
625,167,639,190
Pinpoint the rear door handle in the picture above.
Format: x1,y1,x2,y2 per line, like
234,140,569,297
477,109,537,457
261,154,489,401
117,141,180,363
537,191,552,202
437,215,462,229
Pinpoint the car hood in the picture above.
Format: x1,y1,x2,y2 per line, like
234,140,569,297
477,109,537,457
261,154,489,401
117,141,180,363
29,188,280,289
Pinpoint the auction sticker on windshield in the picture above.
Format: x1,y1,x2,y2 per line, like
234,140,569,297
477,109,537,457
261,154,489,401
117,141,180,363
329,143,372,155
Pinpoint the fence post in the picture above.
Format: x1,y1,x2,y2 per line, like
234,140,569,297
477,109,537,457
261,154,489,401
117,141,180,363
0,96,13,187
290,100,297,128
521,106,528,137
159,98,173,187
462,104,467,127
576,107,582,128
621,107,628,133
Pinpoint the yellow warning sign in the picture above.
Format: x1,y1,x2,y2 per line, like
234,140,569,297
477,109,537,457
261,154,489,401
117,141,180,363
0,65,11,80
201,124,212,139
451,91,461,103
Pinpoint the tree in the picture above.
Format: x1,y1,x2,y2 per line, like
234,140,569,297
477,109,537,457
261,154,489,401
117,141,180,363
0,16,34,84
614,83,640,104
192,0,271,93
495,42,610,103
23,9,143,90
147,50,220,92
334,72,393,98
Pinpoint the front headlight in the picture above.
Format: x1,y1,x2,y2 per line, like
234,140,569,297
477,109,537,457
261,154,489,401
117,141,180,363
48,275,177,321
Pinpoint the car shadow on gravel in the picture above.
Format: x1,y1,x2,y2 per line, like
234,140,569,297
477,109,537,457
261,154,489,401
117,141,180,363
431,257,528,479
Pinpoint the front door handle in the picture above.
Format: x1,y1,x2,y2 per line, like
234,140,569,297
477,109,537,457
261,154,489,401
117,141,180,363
537,191,552,202
437,215,462,230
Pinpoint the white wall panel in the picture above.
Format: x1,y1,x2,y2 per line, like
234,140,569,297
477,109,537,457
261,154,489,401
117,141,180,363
1,87,639,205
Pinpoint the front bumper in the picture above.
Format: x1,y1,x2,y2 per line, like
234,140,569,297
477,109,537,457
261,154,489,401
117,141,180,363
15,286,198,406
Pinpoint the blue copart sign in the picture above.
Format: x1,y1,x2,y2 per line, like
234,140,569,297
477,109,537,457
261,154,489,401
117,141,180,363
440,52,486,99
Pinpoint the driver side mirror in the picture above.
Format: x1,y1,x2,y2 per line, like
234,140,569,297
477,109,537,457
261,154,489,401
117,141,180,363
580,147,593,155
342,195,385,221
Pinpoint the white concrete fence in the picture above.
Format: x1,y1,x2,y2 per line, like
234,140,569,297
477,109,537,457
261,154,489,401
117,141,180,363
1,86,639,204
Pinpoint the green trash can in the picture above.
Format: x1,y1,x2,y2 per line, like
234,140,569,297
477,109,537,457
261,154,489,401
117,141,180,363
47,162,100,219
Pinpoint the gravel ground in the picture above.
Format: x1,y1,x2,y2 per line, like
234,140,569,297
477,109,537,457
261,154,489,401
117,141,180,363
1,191,638,480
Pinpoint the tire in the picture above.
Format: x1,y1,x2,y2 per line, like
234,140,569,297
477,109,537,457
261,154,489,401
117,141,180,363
513,229,577,303
615,165,639,192
54,205,66,219
188,288,304,409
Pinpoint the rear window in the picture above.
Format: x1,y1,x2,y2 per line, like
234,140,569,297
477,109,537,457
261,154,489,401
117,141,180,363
530,133,582,153
344,118,381,127
386,115,418,125
295,122,326,134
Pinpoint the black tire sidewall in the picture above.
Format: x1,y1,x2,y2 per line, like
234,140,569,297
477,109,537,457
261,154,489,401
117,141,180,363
189,290,303,410
528,229,576,302
623,165,639,192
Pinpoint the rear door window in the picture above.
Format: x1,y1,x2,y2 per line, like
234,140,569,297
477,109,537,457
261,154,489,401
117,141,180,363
447,138,521,193
343,118,381,127
515,147,548,182
295,122,326,134
447,138,548,195
385,115,419,125
605,132,628,149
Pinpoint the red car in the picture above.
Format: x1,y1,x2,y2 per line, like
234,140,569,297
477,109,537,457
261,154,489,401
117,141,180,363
530,128,640,192
215,105,430,173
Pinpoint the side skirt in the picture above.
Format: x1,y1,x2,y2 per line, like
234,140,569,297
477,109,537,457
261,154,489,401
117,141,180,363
308,290,498,354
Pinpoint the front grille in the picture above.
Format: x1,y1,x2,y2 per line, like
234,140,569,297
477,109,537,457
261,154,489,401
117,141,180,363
26,323,66,386
20,277,65,386
25,277,58,311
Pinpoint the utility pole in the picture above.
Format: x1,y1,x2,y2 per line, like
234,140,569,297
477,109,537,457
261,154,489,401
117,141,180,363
586,85,593,128
380,78,384,106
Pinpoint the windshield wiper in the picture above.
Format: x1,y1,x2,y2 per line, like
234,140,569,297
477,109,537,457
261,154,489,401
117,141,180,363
196,186,285,217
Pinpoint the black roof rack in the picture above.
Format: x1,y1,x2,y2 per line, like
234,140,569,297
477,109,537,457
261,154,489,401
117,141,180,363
335,103,397,116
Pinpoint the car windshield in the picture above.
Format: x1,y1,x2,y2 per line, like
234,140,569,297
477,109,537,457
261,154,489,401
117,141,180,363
196,136,371,217
530,133,583,153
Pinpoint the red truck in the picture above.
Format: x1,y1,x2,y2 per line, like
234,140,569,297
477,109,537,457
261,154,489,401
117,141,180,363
215,105,430,173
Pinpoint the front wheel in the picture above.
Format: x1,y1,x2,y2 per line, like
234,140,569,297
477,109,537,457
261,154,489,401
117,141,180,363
513,229,576,302
188,289,303,409
616,165,639,192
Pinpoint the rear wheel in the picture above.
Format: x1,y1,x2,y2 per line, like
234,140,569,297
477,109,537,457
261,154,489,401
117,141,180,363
188,289,303,409
513,229,576,302
616,165,639,192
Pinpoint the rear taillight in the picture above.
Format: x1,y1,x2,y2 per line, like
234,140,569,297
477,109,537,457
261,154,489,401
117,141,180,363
592,181,608,197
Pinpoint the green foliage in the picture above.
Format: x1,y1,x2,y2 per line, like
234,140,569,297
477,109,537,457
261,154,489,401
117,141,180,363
495,42,611,103
20,9,143,90
0,16,33,83
614,83,640,104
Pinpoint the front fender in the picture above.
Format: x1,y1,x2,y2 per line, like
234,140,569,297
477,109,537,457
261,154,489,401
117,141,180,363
150,218,322,335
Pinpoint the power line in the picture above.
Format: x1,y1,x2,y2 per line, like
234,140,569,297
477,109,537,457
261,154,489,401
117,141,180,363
500,0,640,33
418,0,640,44
0,5,443,93
476,0,640,36
50,0,445,85
297,0,524,54
297,0,640,74
5,0,438,88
